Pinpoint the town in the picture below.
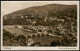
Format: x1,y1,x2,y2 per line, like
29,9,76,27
3,21,77,46
3,3,77,46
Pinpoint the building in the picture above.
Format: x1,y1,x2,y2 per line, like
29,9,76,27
57,19,64,22
16,25,23,29
4,25,15,28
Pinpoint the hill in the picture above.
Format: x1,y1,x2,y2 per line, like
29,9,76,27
3,4,77,25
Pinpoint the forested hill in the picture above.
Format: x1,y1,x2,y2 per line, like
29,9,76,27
3,4,77,25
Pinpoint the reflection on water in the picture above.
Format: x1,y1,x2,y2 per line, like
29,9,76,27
32,36,58,45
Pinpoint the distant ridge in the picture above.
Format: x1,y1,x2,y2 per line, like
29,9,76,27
3,4,77,18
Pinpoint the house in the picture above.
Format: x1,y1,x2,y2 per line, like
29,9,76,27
31,20,36,25
44,17,48,21
57,23,63,29
16,25,23,29
21,16,24,18
57,19,64,21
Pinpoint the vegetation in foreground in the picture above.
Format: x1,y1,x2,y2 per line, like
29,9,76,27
3,29,77,46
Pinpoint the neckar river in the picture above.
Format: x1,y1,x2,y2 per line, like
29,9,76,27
3,27,59,45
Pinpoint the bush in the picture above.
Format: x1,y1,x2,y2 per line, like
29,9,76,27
27,35,31,38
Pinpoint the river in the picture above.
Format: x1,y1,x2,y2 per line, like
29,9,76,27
3,27,59,45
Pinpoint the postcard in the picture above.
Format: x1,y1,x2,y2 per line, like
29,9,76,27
1,1,79,50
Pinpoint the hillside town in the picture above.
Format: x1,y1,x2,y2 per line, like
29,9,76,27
3,21,77,46
3,3,77,46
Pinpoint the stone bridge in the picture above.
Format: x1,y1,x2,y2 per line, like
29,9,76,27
24,33,57,38
26,33,47,38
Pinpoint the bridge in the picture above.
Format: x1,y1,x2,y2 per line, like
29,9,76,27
25,33,47,38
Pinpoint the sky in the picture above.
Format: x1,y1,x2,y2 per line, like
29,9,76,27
1,1,79,17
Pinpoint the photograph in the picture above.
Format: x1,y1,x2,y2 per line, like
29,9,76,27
1,1,79,50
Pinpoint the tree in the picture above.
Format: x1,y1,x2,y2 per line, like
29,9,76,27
27,35,31,38
50,40,57,46
3,29,13,39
